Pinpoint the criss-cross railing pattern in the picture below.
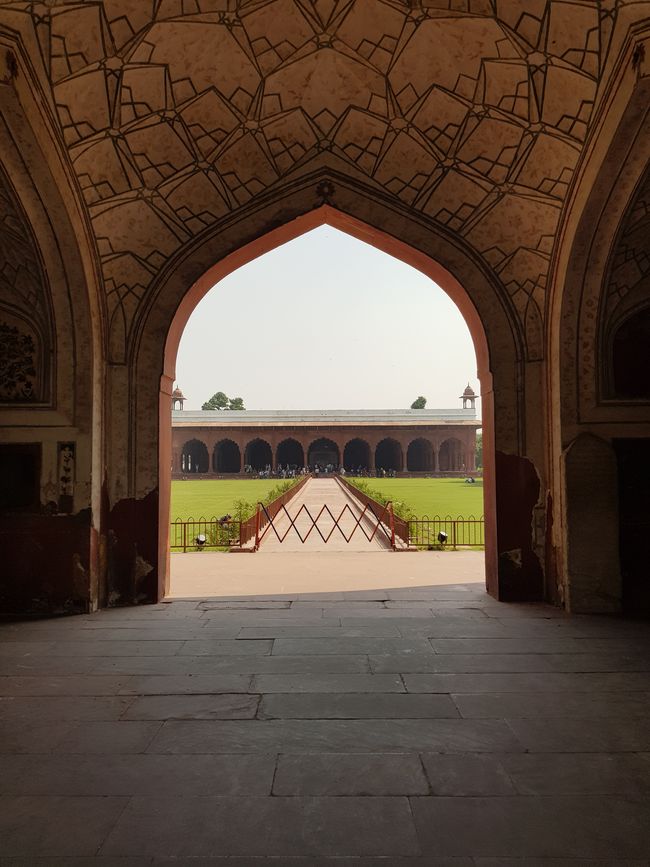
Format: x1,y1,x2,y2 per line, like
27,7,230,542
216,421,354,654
254,500,396,549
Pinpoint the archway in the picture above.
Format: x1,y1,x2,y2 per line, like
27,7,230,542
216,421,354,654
244,439,272,471
181,439,209,474
148,202,526,603
344,438,371,471
439,438,464,472
214,439,241,473
277,438,304,469
407,438,434,472
308,437,339,468
375,438,402,473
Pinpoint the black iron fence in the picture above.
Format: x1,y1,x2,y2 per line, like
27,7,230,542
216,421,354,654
407,515,484,548
169,516,242,551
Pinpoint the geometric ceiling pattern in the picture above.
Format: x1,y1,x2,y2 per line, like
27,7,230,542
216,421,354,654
0,0,641,361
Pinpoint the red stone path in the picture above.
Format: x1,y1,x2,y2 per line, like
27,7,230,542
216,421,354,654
258,478,390,552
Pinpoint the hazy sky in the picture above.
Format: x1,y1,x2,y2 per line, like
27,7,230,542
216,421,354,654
175,226,480,413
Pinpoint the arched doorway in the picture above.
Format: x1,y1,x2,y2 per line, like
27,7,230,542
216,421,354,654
277,438,304,469
244,439,272,471
439,438,464,472
213,439,241,473
308,437,339,468
181,439,209,474
343,438,371,471
148,203,526,603
407,438,434,472
375,438,402,473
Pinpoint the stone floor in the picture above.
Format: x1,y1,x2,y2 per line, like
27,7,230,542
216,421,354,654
1,562,650,864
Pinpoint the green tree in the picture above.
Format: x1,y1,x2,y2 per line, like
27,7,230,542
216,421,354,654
228,396,245,410
410,396,427,409
202,391,229,411
475,431,483,469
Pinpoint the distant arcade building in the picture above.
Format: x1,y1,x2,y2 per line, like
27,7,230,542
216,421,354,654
172,387,481,477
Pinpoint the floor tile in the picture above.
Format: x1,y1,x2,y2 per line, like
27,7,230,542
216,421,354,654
100,795,420,856
0,795,127,856
273,752,429,795
259,692,457,718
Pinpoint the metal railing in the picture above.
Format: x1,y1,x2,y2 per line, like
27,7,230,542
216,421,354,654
239,475,309,547
254,499,396,549
407,515,484,548
169,516,242,551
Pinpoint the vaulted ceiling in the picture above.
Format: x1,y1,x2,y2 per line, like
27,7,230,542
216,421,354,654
0,0,645,360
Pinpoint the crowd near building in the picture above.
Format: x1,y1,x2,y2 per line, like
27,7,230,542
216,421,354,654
171,386,480,478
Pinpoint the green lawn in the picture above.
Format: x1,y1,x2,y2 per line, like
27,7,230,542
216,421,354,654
349,477,484,518
171,477,484,521
170,479,285,521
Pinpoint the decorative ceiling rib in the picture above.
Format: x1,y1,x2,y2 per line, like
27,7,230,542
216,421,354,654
0,0,643,361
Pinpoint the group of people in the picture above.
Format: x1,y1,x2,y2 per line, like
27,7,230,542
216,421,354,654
242,463,399,479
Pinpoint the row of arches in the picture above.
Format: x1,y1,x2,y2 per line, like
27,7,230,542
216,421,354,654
179,436,470,474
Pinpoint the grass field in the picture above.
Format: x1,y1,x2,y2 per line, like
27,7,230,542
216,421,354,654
170,477,484,521
170,479,286,522
349,477,483,517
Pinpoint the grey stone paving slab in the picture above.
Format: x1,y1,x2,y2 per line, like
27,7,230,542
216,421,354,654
428,637,589,654
475,860,649,866
453,690,650,718
272,637,434,655
0,859,151,867
0,753,276,796
402,671,650,693
506,717,650,752
273,752,429,795
0,675,130,695
118,674,253,694
45,640,185,657
420,753,517,795
0,656,95,676
147,718,523,754
502,752,650,795
200,612,330,624
123,693,260,720
91,653,371,676
101,795,420,857
52,721,163,754
0,795,127,856
150,859,473,867
253,673,404,693
290,600,387,609
259,692,458,719
410,795,650,858
238,624,401,637
371,653,558,673
0,695,134,721
178,639,273,655
201,600,292,609
0,718,74,753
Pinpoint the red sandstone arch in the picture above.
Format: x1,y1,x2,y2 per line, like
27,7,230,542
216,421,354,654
439,438,465,472
343,438,371,470
181,439,209,474
149,201,518,602
407,438,434,472
375,438,403,472
308,437,340,468
214,439,241,473
277,438,304,468
244,438,273,471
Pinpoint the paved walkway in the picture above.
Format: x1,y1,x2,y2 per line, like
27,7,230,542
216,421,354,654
258,477,389,551
1,565,650,862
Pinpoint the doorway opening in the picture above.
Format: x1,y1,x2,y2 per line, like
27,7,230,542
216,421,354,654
160,207,494,598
